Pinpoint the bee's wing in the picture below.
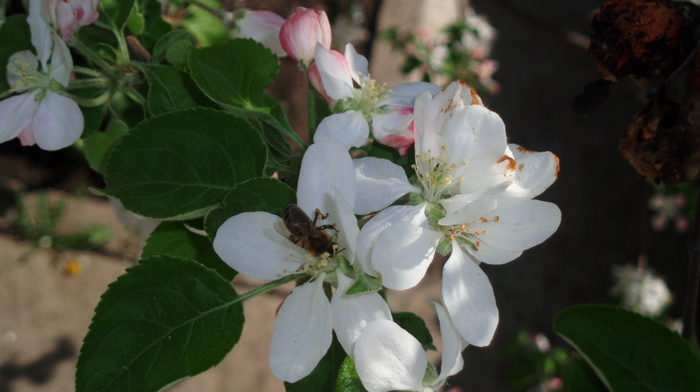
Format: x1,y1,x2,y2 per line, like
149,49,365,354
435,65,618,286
273,220,293,240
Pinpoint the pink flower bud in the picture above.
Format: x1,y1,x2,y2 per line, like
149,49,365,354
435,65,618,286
232,10,287,57
279,7,331,65
49,0,100,42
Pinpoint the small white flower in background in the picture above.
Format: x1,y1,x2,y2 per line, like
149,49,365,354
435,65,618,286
0,0,83,151
354,302,467,392
460,9,496,61
213,140,391,383
230,10,287,57
649,193,690,233
611,264,672,317
353,81,561,346
309,42,440,155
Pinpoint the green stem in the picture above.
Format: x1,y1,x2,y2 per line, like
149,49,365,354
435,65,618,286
64,90,112,107
236,273,302,303
69,38,115,73
125,87,146,106
114,30,130,64
66,77,112,90
71,66,105,77
307,80,317,142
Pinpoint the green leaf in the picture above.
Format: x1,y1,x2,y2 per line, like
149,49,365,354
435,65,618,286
189,39,306,150
76,256,244,392
134,0,172,52
103,108,267,220
152,30,196,67
562,355,608,392
82,120,129,174
204,177,296,240
139,64,213,115
393,312,437,351
189,38,279,109
554,305,700,392
99,0,136,31
0,15,32,92
142,222,236,280
285,339,347,392
335,357,367,392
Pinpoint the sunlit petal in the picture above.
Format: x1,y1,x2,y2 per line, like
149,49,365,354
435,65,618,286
270,277,333,382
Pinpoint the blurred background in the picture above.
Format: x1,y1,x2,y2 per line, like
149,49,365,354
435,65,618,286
0,0,693,391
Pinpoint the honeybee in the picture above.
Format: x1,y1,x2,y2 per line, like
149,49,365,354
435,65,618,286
277,204,338,257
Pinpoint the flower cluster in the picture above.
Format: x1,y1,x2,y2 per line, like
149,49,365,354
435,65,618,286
0,0,97,150
380,4,500,94
215,8,561,389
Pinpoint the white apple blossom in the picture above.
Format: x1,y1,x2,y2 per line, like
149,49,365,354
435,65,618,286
354,81,561,346
309,42,440,155
213,139,391,383
0,1,83,151
354,302,467,392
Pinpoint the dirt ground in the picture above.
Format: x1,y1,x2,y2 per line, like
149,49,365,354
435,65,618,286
0,1,694,392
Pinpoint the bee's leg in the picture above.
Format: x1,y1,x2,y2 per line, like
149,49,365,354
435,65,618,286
313,208,330,224
317,224,339,233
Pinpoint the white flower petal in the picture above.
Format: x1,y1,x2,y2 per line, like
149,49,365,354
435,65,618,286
412,90,441,158
315,43,354,100
414,81,482,156
438,185,505,226
28,0,53,69
213,212,305,280
344,43,369,82
270,277,333,382
372,221,441,290
0,91,37,143
297,139,356,216
382,82,441,107
353,157,418,215
467,200,561,263
504,144,560,200
356,204,424,274
370,110,413,138
465,240,523,265
332,188,359,260
313,111,369,149
354,319,426,392
442,246,498,346
432,302,467,384
49,34,73,85
31,92,83,150
331,274,392,357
